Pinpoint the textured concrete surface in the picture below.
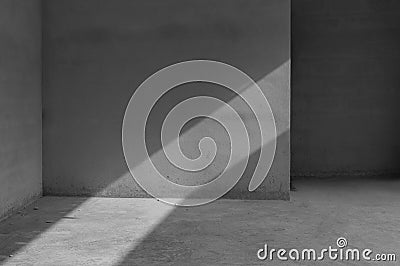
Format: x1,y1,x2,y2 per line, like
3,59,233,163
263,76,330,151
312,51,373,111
291,0,400,176
0,0,42,220
0,177,399,265
42,0,290,199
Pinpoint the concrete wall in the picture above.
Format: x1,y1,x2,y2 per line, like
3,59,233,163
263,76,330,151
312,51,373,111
292,0,400,177
43,0,290,199
0,0,42,220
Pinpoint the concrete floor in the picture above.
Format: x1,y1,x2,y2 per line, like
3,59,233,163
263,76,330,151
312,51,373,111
0,177,399,265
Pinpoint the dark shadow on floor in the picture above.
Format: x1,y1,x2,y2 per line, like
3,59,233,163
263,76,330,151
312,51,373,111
0,197,87,263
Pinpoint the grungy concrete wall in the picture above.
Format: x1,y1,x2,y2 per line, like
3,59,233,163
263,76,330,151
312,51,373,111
292,0,400,177
0,0,42,219
43,0,290,199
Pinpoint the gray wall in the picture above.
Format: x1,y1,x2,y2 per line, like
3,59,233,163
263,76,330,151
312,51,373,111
292,0,400,177
43,0,290,199
0,0,42,219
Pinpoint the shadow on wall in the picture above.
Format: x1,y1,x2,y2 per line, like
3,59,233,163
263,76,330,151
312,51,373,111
43,60,290,199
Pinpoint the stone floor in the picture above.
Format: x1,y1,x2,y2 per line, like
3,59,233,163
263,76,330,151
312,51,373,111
0,176,399,265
